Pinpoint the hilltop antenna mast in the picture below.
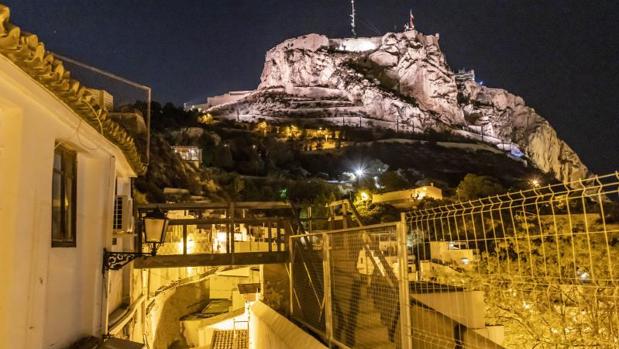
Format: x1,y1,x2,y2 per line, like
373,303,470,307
404,9,415,31
350,0,357,37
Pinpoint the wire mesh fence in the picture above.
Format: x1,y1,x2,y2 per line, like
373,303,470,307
405,172,619,348
56,53,151,165
290,223,411,349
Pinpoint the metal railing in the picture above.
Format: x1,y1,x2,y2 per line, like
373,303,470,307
153,217,288,256
405,173,619,348
290,222,412,349
135,202,297,257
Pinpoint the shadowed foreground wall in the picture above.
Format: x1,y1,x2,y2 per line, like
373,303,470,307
249,301,326,349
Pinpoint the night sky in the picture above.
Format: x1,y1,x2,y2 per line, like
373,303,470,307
3,1,618,174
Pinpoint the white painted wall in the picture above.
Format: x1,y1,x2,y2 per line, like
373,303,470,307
249,301,327,349
0,54,135,349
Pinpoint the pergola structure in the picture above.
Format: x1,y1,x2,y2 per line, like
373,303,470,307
132,201,297,269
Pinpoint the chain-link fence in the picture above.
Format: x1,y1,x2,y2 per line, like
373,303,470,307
405,172,619,348
290,222,412,349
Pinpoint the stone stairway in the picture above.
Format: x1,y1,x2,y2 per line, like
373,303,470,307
211,329,248,349
330,250,397,349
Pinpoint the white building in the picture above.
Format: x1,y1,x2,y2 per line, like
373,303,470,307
172,145,203,166
371,185,443,209
184,90,253,112
0,5,146,348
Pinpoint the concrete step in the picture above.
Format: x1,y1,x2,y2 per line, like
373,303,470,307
355,311,385,327
355,326,390,346
356,341,397,349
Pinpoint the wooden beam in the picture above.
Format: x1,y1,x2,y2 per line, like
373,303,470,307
167,218,288,226
133,251,289,269
136,201,291,211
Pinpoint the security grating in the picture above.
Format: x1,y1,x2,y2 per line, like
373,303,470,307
405,173,619,348
290,223,411,349
113,196,123,231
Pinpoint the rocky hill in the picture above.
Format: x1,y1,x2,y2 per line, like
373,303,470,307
207,31,589,184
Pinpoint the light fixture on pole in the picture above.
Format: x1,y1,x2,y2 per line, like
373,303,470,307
103,208,168,272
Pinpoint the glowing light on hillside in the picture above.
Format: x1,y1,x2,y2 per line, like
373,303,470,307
354,167,366,178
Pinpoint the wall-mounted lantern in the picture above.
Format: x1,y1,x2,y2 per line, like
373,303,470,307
103,208,168,272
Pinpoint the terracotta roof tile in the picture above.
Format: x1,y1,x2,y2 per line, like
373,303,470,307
0,4,146,175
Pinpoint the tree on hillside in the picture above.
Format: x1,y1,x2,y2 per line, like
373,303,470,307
379,170,409,192
133,101,199,131
286,180,337,206
456,173,505,201
435,217,619,348
213,144,234,170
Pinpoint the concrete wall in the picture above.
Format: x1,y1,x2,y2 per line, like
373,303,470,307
372,186,443,208
411,291,485,328
410,304,504,349
0,54,135,349
249,301,326,349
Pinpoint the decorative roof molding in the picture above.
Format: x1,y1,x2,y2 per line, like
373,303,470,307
0,4,146,175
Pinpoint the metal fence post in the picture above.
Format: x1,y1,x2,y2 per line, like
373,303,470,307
398,214,412,349
322,233,334,346
289,235,294,317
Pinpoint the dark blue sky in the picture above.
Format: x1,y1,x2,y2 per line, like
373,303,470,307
3,0,618,174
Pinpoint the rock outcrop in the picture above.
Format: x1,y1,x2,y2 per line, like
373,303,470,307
207,31,589,183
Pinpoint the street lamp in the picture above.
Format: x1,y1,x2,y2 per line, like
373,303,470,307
143,209,169,254
360,191,370,201
103,208,168,272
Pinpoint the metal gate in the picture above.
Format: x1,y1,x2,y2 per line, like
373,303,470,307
290,222,412,349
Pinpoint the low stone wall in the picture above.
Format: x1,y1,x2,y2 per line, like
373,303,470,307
249,301,326,349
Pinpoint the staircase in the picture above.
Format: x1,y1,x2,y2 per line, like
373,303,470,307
330,249,398,349
211,329,248,349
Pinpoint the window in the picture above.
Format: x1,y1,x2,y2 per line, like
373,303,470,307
51,145,77,247
113,196,123,231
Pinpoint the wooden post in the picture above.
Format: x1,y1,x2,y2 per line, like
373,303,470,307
136,213,143,254
229,202,235,254
182,225,188,255
267,221,273,252
276,221,282,252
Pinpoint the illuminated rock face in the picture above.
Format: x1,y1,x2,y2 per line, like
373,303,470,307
458,80,589,182
209,31,589,183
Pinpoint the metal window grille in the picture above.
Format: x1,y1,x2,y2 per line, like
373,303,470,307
113,196,123,231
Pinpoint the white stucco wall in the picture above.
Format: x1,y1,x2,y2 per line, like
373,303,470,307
0,54,135,349
249,301,327,349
